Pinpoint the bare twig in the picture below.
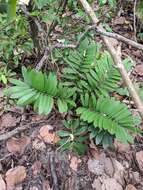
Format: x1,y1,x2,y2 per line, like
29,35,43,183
79,0,143,120
36,23,143,70
0,120,46,141
133,0,137,41
95,28,143,50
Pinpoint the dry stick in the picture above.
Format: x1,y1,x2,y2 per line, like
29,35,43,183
133,0,137,41
36,24,143,70
94,28,143,51
79,0,143,120
0,120,46,141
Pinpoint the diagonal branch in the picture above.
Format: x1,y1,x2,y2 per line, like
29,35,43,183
79,0,143,120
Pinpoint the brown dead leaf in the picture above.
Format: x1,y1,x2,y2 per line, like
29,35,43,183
42,180,52,190
114,140,131,153
114,16,126,25
92,178,102,190
136,151,143,171
104,157,114,177
39,125,60,144
0,174,6,190
70,156,81,171
6,136,31,154
0,113,20,129
125,184,137,190
88,159,104,176
102,178,123,190
134,65,143,76
6,166,26,190
32,161,41,176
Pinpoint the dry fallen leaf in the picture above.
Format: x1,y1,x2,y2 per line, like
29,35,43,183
104,157,114,177
39,125,60,144
125,184,137,190
136,151,143,171
0,174,6,190
69,156,81,171
6,136,31,154
88,159,104,176
134,65,143,76
114,16,126,25
6,166,26,190
102,178,123,190
0,113,20,129
114,140,130,153
42,180,52,190
113,160,125,186
92,178,102,189
32,161,41,176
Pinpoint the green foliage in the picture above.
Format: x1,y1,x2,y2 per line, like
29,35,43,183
63,39,121,97
7,0,17,21
5,39,139,150
5,67,76,115
58,119,88,155
0,66,15,85
89,126,114,149
0,13,33,66
77,95,135,144
99,0,116,8
136,0,143,21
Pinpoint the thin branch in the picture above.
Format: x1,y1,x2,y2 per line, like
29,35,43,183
79,0,143,120
36,23,143,70
0,120,46,141
133,0,137,41
95,28,143,51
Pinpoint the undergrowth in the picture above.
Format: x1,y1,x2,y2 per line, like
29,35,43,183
5,39,140,154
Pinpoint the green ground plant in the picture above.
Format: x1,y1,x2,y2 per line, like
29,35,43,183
5,39,140,154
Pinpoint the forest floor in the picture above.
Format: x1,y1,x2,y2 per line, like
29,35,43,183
0,2,143,190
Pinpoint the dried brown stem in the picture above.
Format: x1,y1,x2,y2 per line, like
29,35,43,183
0,120,46,141
79,0,143,120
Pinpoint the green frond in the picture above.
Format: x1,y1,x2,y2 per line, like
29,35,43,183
6,67,75,115
63,40,121,97
77,96,135,143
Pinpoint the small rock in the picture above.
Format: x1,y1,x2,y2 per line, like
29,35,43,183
92,178,102,190
136,151,143,171
125,184,137,190
88,159,104,176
